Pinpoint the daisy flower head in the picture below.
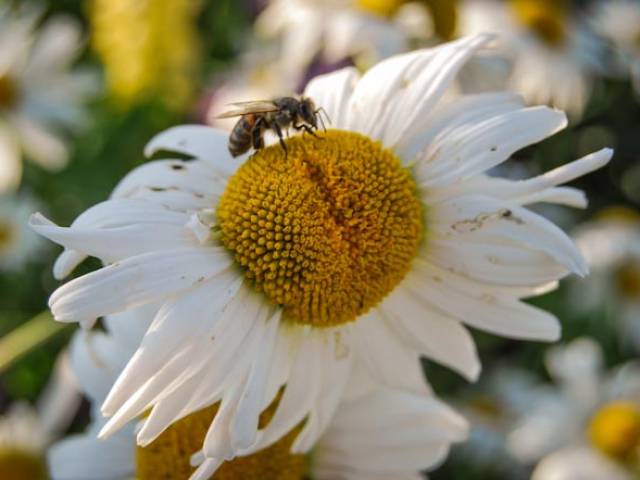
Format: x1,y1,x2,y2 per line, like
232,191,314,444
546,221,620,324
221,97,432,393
0,4,94,192
508,338,640,480
0,404,49,480
49,307,467,480
591,0,640,96
571,207,640,351
0,352,80,480
459,0,605,116
32,34,612,474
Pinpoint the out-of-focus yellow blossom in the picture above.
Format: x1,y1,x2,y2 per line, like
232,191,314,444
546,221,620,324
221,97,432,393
357,0,458,40
510,0,568,47
89,0,202,110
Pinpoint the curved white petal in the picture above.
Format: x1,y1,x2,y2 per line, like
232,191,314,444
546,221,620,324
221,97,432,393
144,125,238,178
304,67,360,129
312,388,468,479
111,158,225,202
417,106,567,188
49,247,232,323
380,284,481,380
430,194,588,276
345,34,493,147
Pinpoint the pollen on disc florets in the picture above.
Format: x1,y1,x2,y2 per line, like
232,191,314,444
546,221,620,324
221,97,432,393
217,129,423,328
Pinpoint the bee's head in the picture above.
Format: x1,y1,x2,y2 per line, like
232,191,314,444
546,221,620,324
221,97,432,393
299,97,317,127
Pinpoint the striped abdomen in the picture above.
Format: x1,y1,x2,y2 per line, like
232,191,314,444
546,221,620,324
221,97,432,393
228,114,257,157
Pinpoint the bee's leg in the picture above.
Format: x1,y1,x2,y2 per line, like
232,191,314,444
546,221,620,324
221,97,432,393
251,119,265,155
273,122,288,157
295,123,321,139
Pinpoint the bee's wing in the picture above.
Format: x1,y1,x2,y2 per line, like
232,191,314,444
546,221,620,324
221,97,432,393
216,100,279,119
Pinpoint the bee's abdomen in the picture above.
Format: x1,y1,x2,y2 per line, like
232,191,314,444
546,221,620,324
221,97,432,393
228,116,255,157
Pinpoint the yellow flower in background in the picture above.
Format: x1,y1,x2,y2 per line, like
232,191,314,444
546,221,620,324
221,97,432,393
89,0,202,110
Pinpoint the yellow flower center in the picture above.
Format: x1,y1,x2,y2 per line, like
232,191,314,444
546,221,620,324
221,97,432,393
217,130,423,328
0,75,19,109
0,220,16,252
357,0,406,18
616,263,640,300
588,401,640,462
510,0,567,48
136,402,305,479
420,0,458,41
0,449,48,480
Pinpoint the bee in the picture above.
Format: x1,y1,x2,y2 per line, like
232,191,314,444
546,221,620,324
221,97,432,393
217,96,329,158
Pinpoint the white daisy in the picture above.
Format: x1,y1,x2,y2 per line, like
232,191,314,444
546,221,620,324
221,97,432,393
508,338,640,480
0,353,80,480
0,4,94,192
255,0,426,81
459,0,605,116
452,367,539,477
571,208,640,351
0,193,43,271
0,403,49,480
31,34,611,473
592,0,640,96
49,307,467,480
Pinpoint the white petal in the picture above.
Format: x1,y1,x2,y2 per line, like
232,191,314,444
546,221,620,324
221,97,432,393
230,310,281,451
144,125,237,177
291,330,353,453
48,427,135,480
398,91,524,164
431,194,588,276
405,263,560,341
111,159,225,201
100,270,243,418
49,247,232,323
189,457,223,480
417,107,567,188
350,311,431,394
425,237,568,287
380,285,481,380
313,389,467,478
304,67,360,128
30,212,196,264
11,113,69,171
346,34,493,146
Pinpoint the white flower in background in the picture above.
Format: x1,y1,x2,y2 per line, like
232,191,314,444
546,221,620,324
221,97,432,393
0,353,80,480
0,4,94,193
508,338,640,480
31,34,611,475
255,0,430,81
0,194,43,271
50,307,468,480
459,0,605,116
452,367,539,478
0,404,49,480
572,208,640,351
592,0,640,96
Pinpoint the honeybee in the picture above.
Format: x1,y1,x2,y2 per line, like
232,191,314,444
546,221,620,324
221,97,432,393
217,96,329,158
